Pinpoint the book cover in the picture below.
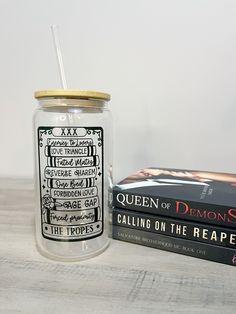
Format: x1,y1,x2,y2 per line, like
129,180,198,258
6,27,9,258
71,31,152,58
112,225,236,266
113,167,236,228
113,207,236,249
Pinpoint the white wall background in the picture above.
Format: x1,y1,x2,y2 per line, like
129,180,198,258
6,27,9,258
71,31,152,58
1,0,236,182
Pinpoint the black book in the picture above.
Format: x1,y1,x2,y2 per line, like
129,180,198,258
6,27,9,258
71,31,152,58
112,225,236,266
113,167,236,228
113,207,236,249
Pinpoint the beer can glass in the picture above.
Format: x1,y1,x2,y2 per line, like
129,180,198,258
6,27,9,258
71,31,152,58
33,90,112,261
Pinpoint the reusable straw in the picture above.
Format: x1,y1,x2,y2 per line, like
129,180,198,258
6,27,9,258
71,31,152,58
51,25,74,125
51,25,88,252
51,24,68,89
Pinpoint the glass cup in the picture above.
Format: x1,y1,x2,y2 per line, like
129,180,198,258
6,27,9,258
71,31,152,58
33,90,112,261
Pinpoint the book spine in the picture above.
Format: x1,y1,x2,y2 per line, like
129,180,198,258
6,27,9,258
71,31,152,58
113,190,236,228
112,225,236,266
113,208,236,249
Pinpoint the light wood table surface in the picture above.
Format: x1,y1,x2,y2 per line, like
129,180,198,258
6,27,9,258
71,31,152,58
0,178,236,314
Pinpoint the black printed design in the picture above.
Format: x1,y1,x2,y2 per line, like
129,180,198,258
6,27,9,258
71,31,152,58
38,127,104,241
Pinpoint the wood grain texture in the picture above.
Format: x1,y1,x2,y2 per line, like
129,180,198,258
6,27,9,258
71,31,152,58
0,178,236,314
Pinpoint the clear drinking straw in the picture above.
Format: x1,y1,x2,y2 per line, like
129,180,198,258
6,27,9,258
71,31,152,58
51,24,68,89
50,25,74,252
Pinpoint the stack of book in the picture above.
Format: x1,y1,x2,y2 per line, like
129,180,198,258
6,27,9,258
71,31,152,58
112,167,236,266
